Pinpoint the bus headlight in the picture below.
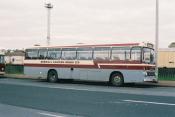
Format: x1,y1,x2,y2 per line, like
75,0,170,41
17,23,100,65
143,71,147,77
1,67,4,71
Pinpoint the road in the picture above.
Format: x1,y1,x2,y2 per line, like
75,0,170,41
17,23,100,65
0,78,175,117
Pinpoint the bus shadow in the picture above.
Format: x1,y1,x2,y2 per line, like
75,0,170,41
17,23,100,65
39,79,158,88
59,79,109,86
123,83,158,88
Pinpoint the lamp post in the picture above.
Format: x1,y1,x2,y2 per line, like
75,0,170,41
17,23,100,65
45,3,53,46
155,0,159,79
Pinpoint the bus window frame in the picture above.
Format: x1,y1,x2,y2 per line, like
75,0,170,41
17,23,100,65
61,48,77,60
47,48,62,60
38,48,48,60
25,49,39,60
111,47,131,61
77,47,93,60
142,47,155,64
130,46,142,62
93,47,111,60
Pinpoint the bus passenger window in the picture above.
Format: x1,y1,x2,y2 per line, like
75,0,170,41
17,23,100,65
131,47,141,61
61,48,76,60
93,47,110,60
112,47,130,60
38,49,48,59
25,49,38,59
47,49,61,59
77,48,93,60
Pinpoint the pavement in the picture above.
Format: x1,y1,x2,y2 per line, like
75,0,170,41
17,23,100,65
157,80,175,87
2,74,175,87
1,78,175,117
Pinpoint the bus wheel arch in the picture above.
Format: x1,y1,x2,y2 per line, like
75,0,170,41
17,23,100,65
47,69,58,83
109,71,124,87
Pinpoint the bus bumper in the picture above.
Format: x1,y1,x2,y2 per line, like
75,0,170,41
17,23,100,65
0,72,5,75
144,77,158,83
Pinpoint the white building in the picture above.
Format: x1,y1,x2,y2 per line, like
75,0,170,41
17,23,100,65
5,50,25,65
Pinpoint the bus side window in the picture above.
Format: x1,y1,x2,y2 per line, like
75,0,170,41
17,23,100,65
61,48,76,60
131,47,141,61
38,49,48,60
112,47,130,60
25,49,38,59
47,49,61,60
77,48,93,60
93,47,110,60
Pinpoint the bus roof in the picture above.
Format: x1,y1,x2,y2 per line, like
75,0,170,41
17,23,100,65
27,43,140,49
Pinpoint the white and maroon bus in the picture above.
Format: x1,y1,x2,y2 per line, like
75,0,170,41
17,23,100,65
0,50,5,75
24,43,157,86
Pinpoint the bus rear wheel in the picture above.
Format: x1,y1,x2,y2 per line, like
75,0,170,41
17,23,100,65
110,73,124,87
47,70,58,83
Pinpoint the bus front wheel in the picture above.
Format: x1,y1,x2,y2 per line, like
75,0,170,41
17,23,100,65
47,70,58,83
110,73,124,87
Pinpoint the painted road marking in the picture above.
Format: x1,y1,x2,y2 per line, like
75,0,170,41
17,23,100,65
38,112,64,117
1,78,175,97
123,100,175,106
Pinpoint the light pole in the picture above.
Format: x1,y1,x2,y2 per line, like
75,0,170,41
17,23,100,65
45,3,53,46
155,0,159,79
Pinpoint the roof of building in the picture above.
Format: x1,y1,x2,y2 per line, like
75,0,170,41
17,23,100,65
159,48,175,52
168,42,175,48
5,50,25,56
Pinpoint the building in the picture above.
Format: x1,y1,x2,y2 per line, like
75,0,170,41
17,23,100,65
158,48,175,80
5,50,25,74
168,42,175,48
5,50,25,65
158,48,175,68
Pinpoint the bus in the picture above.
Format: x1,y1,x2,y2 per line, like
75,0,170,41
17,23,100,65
24,43,157,86
0,50,5,75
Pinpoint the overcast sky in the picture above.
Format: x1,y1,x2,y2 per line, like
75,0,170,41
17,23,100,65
0,0,174,49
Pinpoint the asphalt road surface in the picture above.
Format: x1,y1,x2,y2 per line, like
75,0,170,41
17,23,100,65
0,78,175,117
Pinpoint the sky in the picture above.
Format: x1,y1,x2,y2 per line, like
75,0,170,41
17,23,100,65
0,0,175,49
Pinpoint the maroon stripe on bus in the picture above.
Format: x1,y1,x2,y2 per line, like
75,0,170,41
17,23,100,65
24,63,152,70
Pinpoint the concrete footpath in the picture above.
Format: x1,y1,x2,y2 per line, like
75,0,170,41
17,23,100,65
156,81,175,87
2,74,175,87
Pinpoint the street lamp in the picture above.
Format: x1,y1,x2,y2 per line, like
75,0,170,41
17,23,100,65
155,0,159,79
45,3,53,46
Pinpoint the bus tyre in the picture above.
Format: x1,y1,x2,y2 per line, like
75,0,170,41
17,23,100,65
110,73,124,87
47,70,58,83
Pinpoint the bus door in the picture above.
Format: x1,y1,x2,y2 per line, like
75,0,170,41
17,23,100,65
79,69,88,80
59,67,79,79
86,47,111,81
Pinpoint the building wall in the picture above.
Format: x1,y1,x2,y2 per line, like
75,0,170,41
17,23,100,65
158,49,175,80
5,56,24,65
158,49,175,68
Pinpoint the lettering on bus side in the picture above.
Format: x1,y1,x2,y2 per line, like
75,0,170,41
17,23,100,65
40,60,80,64
41,60,52,63
65,61,74,64
75,61,80,64
53,61,64,63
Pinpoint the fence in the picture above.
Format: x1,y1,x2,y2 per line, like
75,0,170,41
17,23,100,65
5,64,24,74
158,68,175,81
